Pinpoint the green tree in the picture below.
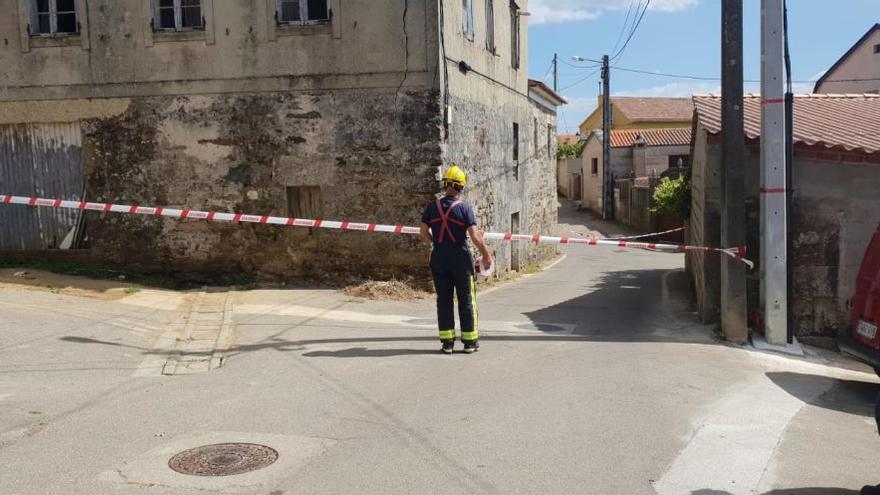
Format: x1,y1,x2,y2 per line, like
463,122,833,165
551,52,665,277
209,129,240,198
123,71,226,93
651,175,691,219
557,141,584,160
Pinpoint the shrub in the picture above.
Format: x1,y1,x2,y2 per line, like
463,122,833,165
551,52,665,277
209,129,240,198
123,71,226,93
557,141,584,160
651,175,691,219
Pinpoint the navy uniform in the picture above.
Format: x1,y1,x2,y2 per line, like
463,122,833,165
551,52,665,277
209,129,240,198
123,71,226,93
422,167,481,354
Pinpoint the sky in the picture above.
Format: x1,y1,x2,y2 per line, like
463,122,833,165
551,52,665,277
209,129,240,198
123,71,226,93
526,0,880,134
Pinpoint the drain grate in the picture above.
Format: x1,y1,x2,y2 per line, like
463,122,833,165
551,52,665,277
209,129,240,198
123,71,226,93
168,443,279,477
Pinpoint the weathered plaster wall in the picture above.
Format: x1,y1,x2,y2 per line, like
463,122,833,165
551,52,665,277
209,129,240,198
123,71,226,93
686,124,721,323
443,91,557,274
688,127,880,346
438,0,557,272
80,89,443,281
580,138,632,215
1,0,435,100
744,151,880,347
632,144,690,177
815,28,880,94
557,157,580,198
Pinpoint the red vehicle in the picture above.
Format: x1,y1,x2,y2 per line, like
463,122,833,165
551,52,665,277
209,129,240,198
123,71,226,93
839,224,880,375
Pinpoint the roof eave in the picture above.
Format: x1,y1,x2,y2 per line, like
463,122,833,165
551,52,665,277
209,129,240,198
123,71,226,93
814,23,880,92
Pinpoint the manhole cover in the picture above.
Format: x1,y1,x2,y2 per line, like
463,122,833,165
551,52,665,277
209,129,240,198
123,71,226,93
168,443,279,477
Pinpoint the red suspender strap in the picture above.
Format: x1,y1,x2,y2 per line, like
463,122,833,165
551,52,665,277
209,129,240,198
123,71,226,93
429,198,465,245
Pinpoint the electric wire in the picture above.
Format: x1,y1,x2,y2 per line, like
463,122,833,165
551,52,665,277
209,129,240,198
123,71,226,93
561,58,603,68
611,0,650,61
560,67,602,92
609,65,880,84
610,0,638,56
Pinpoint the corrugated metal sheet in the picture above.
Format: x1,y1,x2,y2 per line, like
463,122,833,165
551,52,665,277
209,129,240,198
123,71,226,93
0,123,83,250
694,94,880,154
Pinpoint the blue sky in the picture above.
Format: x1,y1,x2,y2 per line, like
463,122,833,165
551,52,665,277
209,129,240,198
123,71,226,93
526,0,879,133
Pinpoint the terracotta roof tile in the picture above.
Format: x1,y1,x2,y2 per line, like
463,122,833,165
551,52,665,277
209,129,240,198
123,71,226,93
610,128,692,148
693,94,880,154
557,134,580,145
612,97,694,123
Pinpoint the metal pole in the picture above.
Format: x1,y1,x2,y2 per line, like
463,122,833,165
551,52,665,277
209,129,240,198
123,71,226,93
761,0,789,345
553,53,559,92
721,0,748,343
783,0,794,344
602,54,613,220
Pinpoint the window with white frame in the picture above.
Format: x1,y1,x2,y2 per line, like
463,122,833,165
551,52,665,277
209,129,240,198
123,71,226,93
30,0,78,36
153,0,204,31
462,0,474,40
276,0,330,24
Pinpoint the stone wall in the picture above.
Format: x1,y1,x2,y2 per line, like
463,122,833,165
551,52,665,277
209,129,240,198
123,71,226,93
443,92,557,274
632,144,690,178
688,126,880,346
79,88,443,282
557,157,580,199
687,124,722,323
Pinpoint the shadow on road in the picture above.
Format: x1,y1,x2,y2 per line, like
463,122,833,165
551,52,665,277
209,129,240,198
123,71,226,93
303,347,439,358
523,268,715,344
54,334,641,362
691,489,859,495
766,371,879,417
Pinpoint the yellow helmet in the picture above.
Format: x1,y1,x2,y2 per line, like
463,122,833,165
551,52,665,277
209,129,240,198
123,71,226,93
442,165,467,189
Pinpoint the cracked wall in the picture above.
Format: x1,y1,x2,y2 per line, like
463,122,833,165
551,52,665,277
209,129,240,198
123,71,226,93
80,89,442,282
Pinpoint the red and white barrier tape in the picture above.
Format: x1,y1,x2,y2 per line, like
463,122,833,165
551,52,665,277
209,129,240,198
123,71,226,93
608,226,686,241
569,226,686,241
0,194,754,268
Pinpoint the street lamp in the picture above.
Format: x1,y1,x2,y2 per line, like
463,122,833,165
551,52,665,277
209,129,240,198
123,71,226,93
571,55,602,64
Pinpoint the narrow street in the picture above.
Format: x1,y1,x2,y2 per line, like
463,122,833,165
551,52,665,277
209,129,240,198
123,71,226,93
0,205,877,494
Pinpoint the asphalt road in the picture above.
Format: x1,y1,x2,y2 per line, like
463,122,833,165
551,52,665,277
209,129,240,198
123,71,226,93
0,206,878,494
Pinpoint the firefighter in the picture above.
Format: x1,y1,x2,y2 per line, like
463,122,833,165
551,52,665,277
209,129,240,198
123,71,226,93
420,165,493,354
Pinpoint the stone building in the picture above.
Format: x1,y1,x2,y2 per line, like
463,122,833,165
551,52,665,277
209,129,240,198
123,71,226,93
688,94,880,347
0,0,563,281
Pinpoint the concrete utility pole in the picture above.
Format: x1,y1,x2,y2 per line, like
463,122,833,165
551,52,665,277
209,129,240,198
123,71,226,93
720,0,748,342
553,53,559,92
761,0,789,345
601,54,613,220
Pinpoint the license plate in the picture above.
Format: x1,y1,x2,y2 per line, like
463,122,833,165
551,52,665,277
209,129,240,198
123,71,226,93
857,320,878,340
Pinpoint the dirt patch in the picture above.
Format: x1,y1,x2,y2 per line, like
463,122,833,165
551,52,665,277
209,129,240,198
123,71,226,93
0,269,141,301
343,280,432,301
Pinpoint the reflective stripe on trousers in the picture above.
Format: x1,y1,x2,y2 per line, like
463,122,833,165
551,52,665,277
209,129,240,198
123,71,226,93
431,259,478,342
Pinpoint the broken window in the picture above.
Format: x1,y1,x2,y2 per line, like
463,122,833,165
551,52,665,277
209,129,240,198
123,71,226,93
510,1,520,69
30,0,78,36
153,0,204,31
287,186,323,219
277,0,330,24
485,0,495,52
462,0,474,40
